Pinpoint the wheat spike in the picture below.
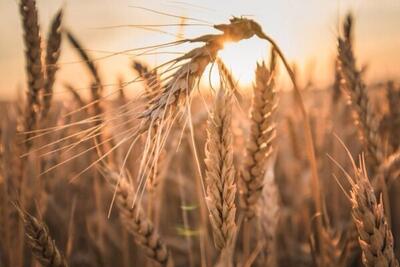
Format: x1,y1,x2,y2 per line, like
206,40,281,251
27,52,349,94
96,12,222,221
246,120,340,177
338,14,382,174
133,60,165,191
104,169,174,266
240,52,277,219
138,18,267,129
205,88,237,251
348,157,399,267
19,0,44,148
42,9,63,119
19,209,68,267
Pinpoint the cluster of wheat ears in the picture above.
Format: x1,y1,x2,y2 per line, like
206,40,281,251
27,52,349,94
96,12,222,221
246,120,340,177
0,1,400,267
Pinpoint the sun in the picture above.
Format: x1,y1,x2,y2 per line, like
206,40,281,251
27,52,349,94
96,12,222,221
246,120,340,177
216,37,269,88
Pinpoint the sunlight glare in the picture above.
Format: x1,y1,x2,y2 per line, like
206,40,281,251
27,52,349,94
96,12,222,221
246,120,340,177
216,37,269,87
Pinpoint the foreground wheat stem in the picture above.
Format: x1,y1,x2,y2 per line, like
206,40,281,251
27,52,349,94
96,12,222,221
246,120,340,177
205,88,237,255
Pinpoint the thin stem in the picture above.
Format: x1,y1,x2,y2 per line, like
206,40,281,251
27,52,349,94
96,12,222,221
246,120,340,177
257,30,324,253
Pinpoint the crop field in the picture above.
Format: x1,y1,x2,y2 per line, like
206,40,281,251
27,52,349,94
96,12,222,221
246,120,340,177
0,1,399,267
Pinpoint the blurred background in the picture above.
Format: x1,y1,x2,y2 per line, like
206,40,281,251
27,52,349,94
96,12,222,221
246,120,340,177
1,0,400,100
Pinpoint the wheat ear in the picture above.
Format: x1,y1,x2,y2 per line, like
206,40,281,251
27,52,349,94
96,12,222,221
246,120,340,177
19,0,44,148
41,9,63,119
205,88,237,252
338,14,382,174
348,157,399,267
132,60,165,191
138,18,268,129
104,169,174,266
240,52,277,219
18,209,68,267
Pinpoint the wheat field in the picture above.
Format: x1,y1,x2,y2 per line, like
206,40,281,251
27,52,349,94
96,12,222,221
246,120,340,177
0,1,399,267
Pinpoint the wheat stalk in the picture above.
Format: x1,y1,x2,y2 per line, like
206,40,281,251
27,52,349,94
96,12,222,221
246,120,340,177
133,21,321,239
205,88,236,252
138,18,275,131
19,0,44,148
240,52,277,219
41,9,63,119
347,157,399,267
338,14,382,174
104,168,174,266
18,208,68,267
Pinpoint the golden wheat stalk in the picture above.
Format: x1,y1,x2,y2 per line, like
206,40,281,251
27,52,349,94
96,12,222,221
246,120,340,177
19,0,44,148
18,208,68,267
338,14,382,174
104,168,174,266
205,88,236,252
240,51,277,219
41,9,63,119
132,21,320,238
138,18,279,138
347,157,399,267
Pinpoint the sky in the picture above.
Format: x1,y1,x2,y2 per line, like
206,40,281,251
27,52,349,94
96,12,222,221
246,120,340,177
0,0,400,100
